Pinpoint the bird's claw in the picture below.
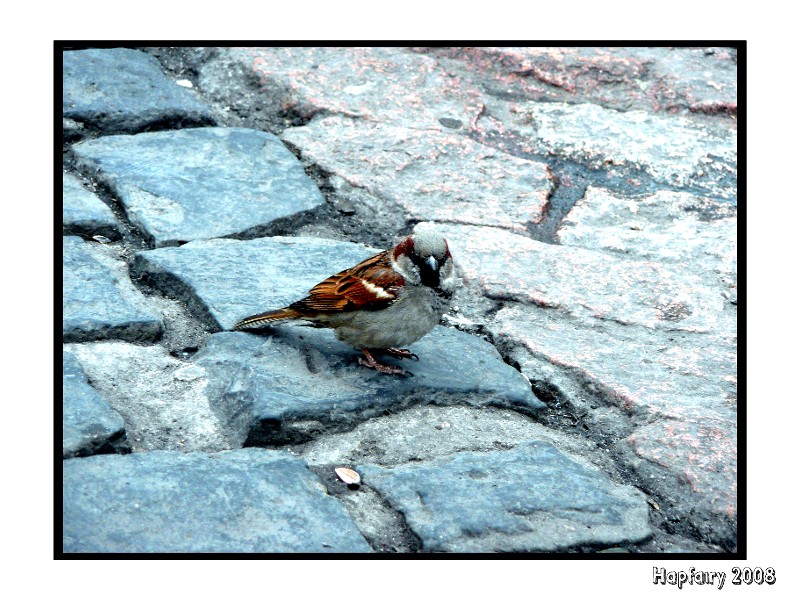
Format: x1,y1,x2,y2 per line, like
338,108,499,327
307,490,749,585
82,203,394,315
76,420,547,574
386,347,419,361
358,356,407,375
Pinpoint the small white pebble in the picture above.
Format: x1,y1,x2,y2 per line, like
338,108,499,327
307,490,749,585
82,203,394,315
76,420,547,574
335,467,361,486
176,79,193,88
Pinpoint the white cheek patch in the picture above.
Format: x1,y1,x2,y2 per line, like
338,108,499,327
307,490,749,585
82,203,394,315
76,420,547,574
391,254,421,284
440,260,457,292
361,279,394,299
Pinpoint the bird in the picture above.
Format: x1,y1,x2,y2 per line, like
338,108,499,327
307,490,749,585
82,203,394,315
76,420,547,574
233,231,456,374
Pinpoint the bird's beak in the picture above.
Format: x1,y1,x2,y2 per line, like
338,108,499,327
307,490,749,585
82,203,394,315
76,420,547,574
426,256,439,271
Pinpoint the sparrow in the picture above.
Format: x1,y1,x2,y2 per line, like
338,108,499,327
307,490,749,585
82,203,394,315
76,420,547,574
233,231,456,374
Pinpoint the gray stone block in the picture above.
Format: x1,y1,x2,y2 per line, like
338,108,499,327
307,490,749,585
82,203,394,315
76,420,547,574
63,351,128,458
62,448,372,553
218,47,483,129
413,47,737,116
63,48,215,134
506,101,737,200
417,222,726,333
557,187,737,279
72,128,326,246
131,236,380,330
494,305,737,548
281,115,554,232
62,236,163,342
65,341,235,453
62,172,119,239
195,326,543,446
359,441,652,552
493,303,736,424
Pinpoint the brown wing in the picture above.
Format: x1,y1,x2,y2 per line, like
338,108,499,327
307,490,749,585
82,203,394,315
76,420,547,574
289,250,404,314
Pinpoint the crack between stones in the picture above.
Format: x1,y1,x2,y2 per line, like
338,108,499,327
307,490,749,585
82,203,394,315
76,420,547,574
243,388,546,449
306,464,423,553
278,144,414,249
353,484,425,553
63,158,153,252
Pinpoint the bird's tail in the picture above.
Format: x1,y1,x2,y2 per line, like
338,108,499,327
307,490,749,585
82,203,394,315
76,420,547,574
233,308,301,330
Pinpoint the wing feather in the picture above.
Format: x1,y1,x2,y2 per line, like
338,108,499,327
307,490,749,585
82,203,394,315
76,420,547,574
289,250,404,314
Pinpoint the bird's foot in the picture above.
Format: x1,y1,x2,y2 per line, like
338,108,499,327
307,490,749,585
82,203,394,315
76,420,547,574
359,349,407,375
386,347,419,361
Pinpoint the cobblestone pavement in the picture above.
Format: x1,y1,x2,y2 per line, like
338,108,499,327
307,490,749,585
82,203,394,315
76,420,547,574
62,46,738,553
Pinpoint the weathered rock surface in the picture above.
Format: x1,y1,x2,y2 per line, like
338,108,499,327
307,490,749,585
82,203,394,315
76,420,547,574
300,405,604,470
416,47,737,116
627,418,737,545
551,182,736,547
416,222,725,332
218,47,485,129
195,326,543,446
62,172,119,239
494,101,737,200
66,341,234,453
63,351,128,458
557,187,737,278
212,47,737,130
63,449,372,553
131,236,377,330
482,269,735,547
63,48,215,134
72,127,326,247
282,116,553,232
493,305,736,422
412,213,736,548
556,186,737,314
63,236,163,342
359,441,652,552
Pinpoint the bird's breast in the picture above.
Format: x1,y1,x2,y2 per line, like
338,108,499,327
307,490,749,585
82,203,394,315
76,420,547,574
329,285,445,349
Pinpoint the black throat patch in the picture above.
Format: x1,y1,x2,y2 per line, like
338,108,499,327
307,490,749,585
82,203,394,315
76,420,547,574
414,256,441,289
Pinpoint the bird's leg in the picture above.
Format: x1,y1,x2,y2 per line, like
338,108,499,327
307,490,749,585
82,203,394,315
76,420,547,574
385,347,419,361
359,348,406,375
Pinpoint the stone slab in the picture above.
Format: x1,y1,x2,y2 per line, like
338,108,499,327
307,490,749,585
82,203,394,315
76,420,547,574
63,351,128,458
418,47,737,116
66,341,236,453
62,448,372,553
359,441,652,552
131,236,377,331
62,236,163,343
503,101,737,200
300,404,616,477
72,127,326,247
194,326,543,446
492,304,737,549
220,47,485,129
62,172,119,239
282,116,553,232
63,48,215,134
557,187,737,278
492,304,736,421
415,222,726,333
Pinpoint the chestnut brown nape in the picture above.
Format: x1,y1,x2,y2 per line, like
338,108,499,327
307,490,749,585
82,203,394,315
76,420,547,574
392,235,415,261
